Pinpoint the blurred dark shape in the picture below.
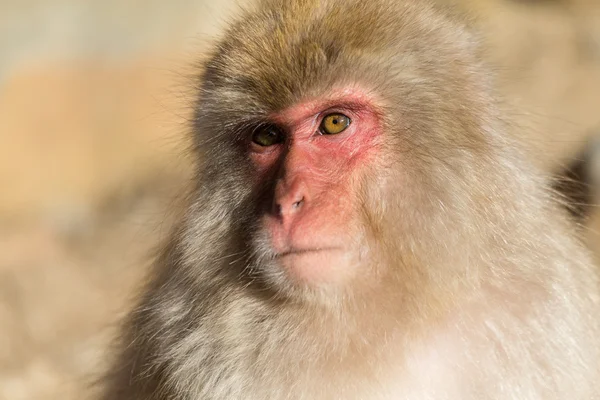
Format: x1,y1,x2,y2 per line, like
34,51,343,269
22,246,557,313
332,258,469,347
553,131,600,220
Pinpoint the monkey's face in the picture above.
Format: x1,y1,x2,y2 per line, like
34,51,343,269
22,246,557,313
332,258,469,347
247,87,385,289
193,0,494,298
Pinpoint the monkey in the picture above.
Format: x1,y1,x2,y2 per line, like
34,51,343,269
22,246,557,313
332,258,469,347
99,0,600,398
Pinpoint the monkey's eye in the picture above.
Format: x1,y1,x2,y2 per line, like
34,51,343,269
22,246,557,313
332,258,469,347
252,125,284,147
319,113,351,135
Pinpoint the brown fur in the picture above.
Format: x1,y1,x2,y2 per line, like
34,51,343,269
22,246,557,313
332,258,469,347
100,0,600,398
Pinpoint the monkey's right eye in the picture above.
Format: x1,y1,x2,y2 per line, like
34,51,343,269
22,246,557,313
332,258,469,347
252,125,285,147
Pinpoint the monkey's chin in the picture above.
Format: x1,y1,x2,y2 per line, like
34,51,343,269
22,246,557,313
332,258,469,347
275,248,354,286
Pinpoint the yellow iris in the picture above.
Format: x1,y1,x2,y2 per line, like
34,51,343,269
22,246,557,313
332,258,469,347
320,113,351,135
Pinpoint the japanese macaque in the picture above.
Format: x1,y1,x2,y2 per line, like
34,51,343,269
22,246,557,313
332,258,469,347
100,0,600,398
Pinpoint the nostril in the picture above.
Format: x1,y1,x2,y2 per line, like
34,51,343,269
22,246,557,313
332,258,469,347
274,194,305,218
292,197,304,209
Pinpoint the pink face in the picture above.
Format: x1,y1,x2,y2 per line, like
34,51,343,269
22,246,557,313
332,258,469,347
249,88,383,285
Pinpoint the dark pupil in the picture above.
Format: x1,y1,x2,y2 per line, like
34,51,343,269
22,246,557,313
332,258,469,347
264,131,276,140
332,119,339,124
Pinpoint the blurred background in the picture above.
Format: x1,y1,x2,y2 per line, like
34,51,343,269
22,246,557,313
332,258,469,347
1,0,600,399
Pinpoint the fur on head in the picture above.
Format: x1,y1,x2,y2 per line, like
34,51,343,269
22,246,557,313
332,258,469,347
182,0,531,309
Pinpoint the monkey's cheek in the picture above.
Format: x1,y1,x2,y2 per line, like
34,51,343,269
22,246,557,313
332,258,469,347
277,249,356,285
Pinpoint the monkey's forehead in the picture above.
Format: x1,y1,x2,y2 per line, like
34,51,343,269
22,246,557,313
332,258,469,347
199,0,480,114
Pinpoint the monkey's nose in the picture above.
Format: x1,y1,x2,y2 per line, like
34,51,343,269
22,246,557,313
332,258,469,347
273,178,308,219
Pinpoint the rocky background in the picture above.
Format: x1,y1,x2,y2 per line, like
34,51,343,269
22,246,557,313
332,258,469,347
1,0,599,399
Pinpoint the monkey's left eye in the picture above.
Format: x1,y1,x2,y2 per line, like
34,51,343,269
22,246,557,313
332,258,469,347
252,125,285,147
319,113,351,135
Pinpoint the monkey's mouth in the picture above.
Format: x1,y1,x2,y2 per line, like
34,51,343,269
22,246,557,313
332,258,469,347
275,247,340,258
271,246,352,284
